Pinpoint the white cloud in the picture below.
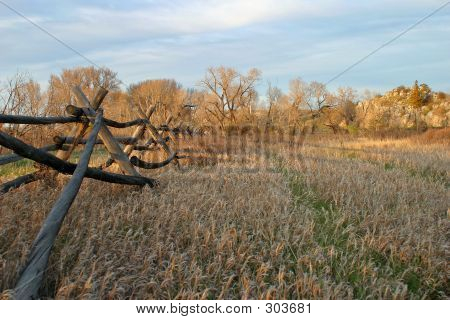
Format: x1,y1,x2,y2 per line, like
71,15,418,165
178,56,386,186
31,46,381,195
27,0,448,47
57,0,343,39
0,0,448,91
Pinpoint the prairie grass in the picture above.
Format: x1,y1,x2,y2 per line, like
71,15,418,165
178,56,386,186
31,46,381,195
0,132,448,299
0,147,111,182
0,159,35,181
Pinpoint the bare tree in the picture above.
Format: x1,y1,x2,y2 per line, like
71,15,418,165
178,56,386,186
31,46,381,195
47,66,121,116
322,108,343,134
286,78,308,133
200,66,261,129
289,78,307,110
313,86,357,134
283,79,334,134
1,73,44,139
265,82,283,131
305,81,330,112
128,79,188,125
336,87,357,126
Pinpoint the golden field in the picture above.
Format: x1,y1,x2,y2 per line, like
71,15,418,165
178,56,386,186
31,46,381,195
0,130,449,299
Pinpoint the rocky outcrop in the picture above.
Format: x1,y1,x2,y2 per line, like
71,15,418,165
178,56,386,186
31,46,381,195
356,88,449,129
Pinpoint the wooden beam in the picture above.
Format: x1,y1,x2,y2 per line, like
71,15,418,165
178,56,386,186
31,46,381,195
122,105,156,155
65,105,148,128
72,86,140,176
102,105,157,170
14,110,104,299
64,104,84,117
0,130,157,187
0,144,68,166
130,152,177,169
0,172,41,194
56,88,108,161
132,145,159,151
103,118,147,129
53,136,138,146
0,114,85,125
132,104,179,166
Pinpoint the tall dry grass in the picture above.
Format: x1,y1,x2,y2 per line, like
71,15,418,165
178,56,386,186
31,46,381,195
0,132,448,299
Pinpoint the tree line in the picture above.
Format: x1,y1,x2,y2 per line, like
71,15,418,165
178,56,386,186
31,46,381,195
1,66,447,145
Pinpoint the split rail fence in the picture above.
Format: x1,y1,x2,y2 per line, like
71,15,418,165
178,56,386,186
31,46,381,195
0,86,189,299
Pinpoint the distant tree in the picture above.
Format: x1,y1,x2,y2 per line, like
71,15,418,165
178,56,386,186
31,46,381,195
408,80,423,132
336,87,357,126
419,83,431,103
128,79,187,124
200,66,261,129
0,72,44,139
283,79,336,134
286,78,307,133
322,108,342,134
105,90,135,126
288,78,307,109
305,81,332,133
265,82,283,132
47,66,121,116
305,81,329,112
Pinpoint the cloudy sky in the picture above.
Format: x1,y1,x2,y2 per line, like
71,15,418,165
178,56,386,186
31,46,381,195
0,0,449,94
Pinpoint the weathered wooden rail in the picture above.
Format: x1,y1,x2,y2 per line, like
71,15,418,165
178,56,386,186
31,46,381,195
0,86,187,299
14,110,104,299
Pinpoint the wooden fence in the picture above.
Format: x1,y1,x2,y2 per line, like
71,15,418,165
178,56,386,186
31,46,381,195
0,86,188,299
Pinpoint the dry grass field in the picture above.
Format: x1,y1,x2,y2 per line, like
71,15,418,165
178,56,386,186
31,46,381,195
0,129,449,299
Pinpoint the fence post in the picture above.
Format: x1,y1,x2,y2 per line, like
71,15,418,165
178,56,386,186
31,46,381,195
13,110,104,299
71,86,140,176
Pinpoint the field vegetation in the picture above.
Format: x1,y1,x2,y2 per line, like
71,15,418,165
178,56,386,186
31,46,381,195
1,66,448,299
1,129,448,299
